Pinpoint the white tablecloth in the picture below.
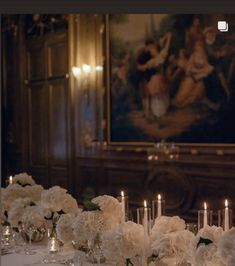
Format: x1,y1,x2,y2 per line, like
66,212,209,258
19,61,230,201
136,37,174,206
1,244,116,266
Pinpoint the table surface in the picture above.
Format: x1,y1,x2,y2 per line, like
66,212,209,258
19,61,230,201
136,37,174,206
1,244,117,266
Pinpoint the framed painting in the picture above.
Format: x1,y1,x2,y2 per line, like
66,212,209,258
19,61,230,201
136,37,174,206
106,14,235,146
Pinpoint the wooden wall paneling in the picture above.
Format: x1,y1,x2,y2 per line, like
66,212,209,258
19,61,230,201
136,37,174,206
28,82,48,167
46,31,68,78
26,40,45,81
27,82,49,188
48,79,68,168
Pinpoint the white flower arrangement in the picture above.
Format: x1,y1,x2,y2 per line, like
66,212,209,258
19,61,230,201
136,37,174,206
21,205,45,229
151,230,194,261
91,195,123,228
41,186,78,215
8,197,33,227
56,213,77,244
150,216,186,242
101,221,145,263
190,225,225,266
218,228,235,266
149,216,194,264
12,172,36,186
72,210,105,247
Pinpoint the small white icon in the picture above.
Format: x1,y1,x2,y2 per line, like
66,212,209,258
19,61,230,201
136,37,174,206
218,21,228,32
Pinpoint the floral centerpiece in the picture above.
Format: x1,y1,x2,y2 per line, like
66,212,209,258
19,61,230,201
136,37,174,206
218,227,235,266
190,225,225,266
149,216,194,265
41,186,79,238
101,221,145,266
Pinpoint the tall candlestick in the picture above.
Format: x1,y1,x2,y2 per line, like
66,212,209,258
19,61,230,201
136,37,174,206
121,191,125,222
157,194,162,217
203,202,208,227
224,199,229,232
9,175,13,185
143,200,148,266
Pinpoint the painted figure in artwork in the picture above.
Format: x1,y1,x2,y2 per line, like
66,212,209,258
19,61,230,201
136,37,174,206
137,32,172,118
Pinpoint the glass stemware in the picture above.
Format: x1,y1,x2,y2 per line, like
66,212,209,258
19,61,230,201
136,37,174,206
23,216,37,255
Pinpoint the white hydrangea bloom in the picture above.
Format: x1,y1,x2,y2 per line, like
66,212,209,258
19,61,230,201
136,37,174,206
56,213,75,244
190,225,224,266
150,216,186,242
102,221,145,261
12,172,36,186
92,195,122,228
21,205,45,229
218,228,235,266
8,197,33,227
72,210,104,247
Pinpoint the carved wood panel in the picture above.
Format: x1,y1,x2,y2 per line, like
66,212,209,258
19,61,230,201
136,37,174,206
28,82,48,167
47,32,68,78
49,79,68,168
27,41,45,81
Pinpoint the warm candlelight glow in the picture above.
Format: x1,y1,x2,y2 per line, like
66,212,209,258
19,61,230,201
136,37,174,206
72,66,81,77
204,202,207,210
225,199,228,208
49,237,57,253
158,194,161,201
95,65,103,72
121,191,124,197
82,64,91,74
9,176,13,184
144,200,147,208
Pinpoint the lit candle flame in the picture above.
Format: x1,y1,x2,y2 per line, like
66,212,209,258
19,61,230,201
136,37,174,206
158,194,161,201
144,200,147,208
204,202,207,210
121,191,124,197
225,199,228,208
9,175,13,184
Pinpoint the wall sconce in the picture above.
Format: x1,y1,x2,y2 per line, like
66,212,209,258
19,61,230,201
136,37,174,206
72,64,103,105
72,64,91,105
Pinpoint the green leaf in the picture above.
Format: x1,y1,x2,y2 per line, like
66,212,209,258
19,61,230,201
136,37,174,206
126,258,134,266
196,237,213,248
83,200,101,211
147,255,158,265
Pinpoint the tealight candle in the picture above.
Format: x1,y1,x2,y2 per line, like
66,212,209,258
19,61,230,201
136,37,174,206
49,237,58,254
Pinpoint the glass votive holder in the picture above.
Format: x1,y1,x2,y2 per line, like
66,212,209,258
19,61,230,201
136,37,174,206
117,193,129,222
1,225,14,249
218,209,233,231
152,198,166,221
137,207,151,235
186,223,198,235
43,229,61,264
198,209,213,230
